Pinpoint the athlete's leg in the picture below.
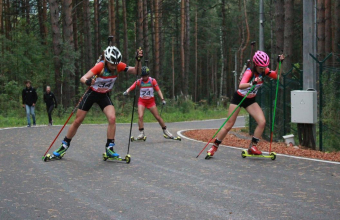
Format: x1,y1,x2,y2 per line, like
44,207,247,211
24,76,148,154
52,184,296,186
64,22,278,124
31,106,36,125
138,104,146,129
65,109,88,139
103,105,116,139
215,104,241,140
25,105,31,126
245,102,265,138
149,105,166,128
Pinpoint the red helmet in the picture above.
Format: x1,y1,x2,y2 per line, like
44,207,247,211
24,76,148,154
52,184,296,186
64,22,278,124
253,51,270,67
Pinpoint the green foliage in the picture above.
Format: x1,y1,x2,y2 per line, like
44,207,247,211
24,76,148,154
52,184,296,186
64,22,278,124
321,72,340,152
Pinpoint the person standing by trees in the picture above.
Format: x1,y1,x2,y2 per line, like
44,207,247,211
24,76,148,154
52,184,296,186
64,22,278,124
22,80,38,127
43,86,57,126
52,46,143,159
123,66,175,140
206,51,285,157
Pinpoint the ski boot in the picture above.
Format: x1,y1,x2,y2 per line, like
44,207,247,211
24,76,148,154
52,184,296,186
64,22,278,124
205,139,221,159
43,141,68,162
163,127,181,141
105,143,120,158
241,137,276,160
131,130,147,142
103,143,131,163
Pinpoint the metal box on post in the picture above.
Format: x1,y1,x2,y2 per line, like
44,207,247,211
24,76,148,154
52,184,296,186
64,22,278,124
291,90,317,124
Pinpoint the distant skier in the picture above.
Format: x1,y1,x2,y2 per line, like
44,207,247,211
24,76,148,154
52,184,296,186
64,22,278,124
123,66,176,140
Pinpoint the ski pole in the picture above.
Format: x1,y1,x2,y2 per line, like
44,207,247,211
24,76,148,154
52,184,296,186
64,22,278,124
269,59,282,153
196,85,256,158
127,47,142,155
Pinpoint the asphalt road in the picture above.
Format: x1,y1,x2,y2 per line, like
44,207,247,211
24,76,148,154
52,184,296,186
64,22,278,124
0,117,339,220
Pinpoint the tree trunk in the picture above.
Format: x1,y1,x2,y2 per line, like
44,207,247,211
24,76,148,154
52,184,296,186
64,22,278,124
109,0,116,44
137,0,143,47
275,0,285,54
143,0,149,61
48,0,62,105
324,0,331,56
180,0,185,95
172,35,175,99
154,0,160,79
0,0,2,35
115,0,120,49
73,0,80,99
25,0,30,25
334,1,340,55
317,0,325,59
37,0,46,43
184,0,190,96
283,0,294,73
62,0,74,107
83,0,93,70
94,0,99,56
195,6,198,102
150,0,156,74
239,0,250,74
122,0,128,63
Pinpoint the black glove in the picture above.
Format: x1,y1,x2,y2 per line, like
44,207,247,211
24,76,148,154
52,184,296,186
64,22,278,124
55,105,57,108
277,55,284,63
85,78,92,86
135,49,143,61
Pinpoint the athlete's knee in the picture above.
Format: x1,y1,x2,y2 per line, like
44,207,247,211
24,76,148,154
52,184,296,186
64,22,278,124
107,115,116,125
225,121,235,131
258,118,266,128
73,117,84,128
138,115,144,121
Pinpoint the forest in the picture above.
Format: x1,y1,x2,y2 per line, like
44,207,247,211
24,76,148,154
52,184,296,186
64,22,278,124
0,0,339,151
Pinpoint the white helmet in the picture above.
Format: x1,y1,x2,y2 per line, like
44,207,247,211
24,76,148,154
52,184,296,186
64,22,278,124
104,46,122,64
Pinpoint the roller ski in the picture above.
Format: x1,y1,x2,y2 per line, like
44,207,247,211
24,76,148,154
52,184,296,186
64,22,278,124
163,128,181,141
102,143,131,164
205,139,221,159
241,137,276,160
131,130,147,142
42,141,68,162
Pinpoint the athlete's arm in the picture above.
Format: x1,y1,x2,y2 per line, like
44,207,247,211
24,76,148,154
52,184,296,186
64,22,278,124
126,81,138,93
80,62,104,85
239,69,253,89
157,90,164,100
126,49,143,75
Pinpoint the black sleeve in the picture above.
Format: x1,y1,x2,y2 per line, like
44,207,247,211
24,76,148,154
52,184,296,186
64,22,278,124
22,89,26,104
52,93,57,106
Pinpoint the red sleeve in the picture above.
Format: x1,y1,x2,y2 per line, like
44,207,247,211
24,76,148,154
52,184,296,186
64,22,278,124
265,68,277,80
90,62,104,75
240,69,253,84
152,79,160,91
117,62,127,72
129,79,141,91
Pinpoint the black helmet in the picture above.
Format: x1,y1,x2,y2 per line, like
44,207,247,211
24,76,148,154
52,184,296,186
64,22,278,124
141,66,150,76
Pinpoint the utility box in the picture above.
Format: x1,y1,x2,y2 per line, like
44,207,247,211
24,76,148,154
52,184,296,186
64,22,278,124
291,90,317,124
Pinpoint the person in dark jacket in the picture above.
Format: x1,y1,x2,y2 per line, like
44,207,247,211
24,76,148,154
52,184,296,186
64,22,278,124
22,80,38,127
43,86,57,126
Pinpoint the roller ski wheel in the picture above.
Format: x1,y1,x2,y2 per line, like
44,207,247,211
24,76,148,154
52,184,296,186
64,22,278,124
102,153,131,164
163,134,181,141
241,150,276,160
130,136,147,142
205,152,213,160
42,153,65,162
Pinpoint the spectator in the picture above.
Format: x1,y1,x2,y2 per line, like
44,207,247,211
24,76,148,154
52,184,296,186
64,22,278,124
22,80,38,127
43,86,57,126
